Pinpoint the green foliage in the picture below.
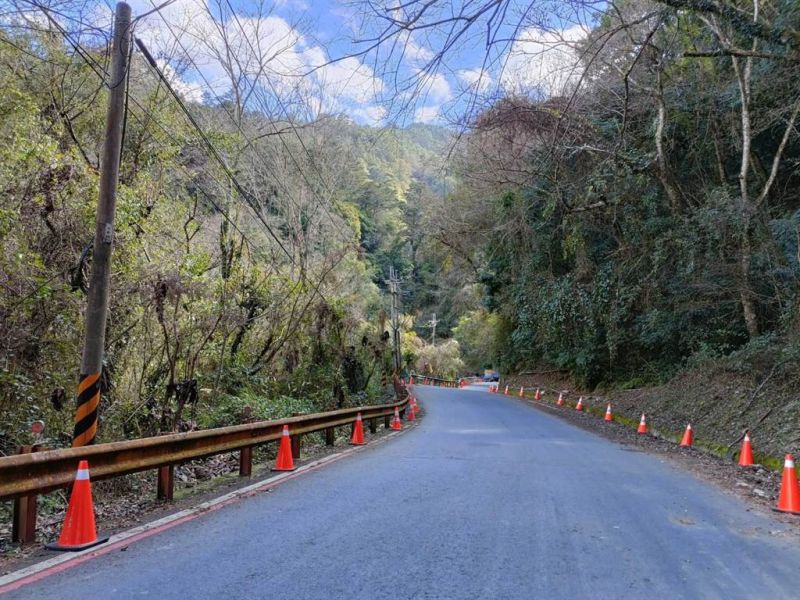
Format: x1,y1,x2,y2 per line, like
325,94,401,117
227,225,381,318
453,309,501,372
0,29,442,452
439,1,800,389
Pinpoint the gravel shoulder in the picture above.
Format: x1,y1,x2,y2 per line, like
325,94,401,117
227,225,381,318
505,387,800,533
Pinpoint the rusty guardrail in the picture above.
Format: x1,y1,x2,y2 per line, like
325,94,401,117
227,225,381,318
0,397,408,502
413,374,458,387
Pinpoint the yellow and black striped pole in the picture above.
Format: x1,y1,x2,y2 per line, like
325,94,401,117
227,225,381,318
73,373,101,447
72,2,131,447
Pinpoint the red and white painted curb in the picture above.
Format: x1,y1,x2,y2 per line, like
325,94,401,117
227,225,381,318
0,426,413,594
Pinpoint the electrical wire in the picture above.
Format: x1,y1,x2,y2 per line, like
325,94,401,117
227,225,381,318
144,0,356,248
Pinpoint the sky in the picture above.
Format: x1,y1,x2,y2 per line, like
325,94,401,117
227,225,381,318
92,0,598,127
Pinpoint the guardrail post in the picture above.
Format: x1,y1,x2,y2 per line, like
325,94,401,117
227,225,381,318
369,418,377,433
325,427,335,446
239,447,253,477
12,445,38,544
157,464,174,500
384,415,390,428
291,435,301,459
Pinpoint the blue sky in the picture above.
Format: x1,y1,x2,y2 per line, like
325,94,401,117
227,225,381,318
112,0,597,126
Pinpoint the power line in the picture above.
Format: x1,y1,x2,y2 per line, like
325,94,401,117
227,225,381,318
135,37,297,266
131,41,352,307
219,0,352,243
21,2,263,260
132,0,179,23
21,2,362,311
145,0,355,249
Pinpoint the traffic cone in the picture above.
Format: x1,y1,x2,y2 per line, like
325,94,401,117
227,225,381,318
390,406,402,430
519,386,525,397
350,412,366,445
556,392,564,407
504,385,509,395
575,397,584,411
775,454,800,514
45,461,109,551
535,388,542,401
604,403,613,422
679,424,693,448
272,424,296,471
410,375,414,385
637,414,648,434
739,432,754,466
407,403,416,420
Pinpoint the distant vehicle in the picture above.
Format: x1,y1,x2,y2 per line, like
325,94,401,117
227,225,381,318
482,372,499,382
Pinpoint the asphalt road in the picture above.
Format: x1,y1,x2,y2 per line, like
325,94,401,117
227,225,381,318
9,384,800,599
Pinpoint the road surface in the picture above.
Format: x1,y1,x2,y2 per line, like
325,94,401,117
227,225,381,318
8,384,800,599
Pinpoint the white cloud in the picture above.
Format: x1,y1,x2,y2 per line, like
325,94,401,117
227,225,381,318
405,36,434,63
351,105,387,126
415,70,451,103
124,1,385,120
313,57,383,104
273,0,310,9
457,68,493,93
500,25,587,97
414,105,440,123
156,59,204,103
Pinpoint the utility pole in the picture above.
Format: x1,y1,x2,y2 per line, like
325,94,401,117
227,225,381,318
426,313,438,346
73,2,131,447
385,267,402,375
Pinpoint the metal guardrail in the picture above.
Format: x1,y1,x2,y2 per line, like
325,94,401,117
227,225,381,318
412,374,459,387
0,397,408,502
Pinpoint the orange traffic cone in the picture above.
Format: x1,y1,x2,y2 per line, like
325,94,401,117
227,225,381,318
535,388,542,401
679,424,693,447
350,412,366,445
604,403,613,422
410,375,414,384
46,460,108,551
556,392,564,407
739,432,754,466
407,403,416,421
637,414,648,434
575,397,584,411
775,454,800,514
273,424,296,471
390,406,402,430
519,386,525,397
504,385,509,395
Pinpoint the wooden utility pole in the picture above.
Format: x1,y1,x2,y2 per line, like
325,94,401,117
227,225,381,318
427,313,438,346
385,267,402,375
73,2,131,447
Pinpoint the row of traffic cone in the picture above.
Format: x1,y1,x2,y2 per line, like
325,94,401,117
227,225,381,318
45,401,422,551
511,384,800,515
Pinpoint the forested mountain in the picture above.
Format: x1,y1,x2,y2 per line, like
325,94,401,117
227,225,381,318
0,20,453,452
5,0,800,452
432,1,800,390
